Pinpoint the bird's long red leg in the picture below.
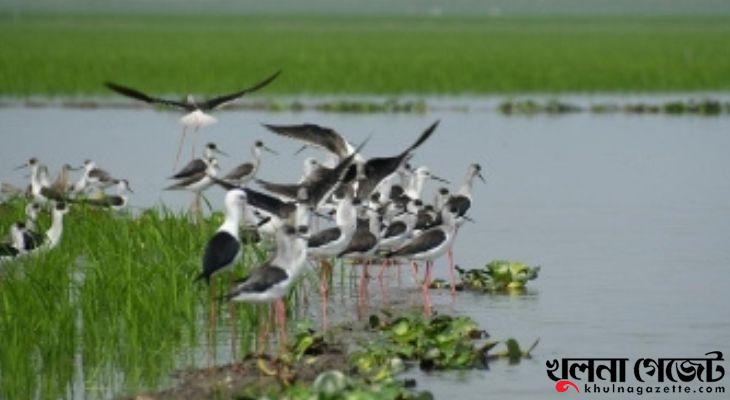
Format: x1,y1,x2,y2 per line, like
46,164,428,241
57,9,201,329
173,125,188,172
275,299,287,351
228,274,237,359
411,261,419,284
422,261,433,317
210,277,217,331
257,305,270,355
378,259,389,306
448,247,457,298
319,259,329,331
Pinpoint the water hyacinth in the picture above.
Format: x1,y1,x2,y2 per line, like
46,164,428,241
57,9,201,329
355,313,536,377
451,260,540,292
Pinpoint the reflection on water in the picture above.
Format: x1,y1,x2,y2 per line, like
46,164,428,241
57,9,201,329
1,102,730,399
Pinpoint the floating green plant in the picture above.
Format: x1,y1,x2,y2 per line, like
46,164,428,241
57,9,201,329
429,260,540,292
355,313,537,378
443,260,540,292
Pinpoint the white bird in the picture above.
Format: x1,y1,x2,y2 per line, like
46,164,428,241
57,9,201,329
23,202,69,253
165,158,220,213
445,163,486,224
386,205,460,312
104,71,281,169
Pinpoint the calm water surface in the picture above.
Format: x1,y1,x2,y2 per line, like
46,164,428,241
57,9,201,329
2,104,729,399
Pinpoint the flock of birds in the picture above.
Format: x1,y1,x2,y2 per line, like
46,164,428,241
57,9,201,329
1,71,486,346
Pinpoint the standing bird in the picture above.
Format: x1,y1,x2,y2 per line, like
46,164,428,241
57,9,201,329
171,142,227,179
386,206,460,313
74,159,116,196
165,158,220,213
14,158,49,202
195,189,249,336
23,203,45,250
446,163,486,222
225,224,309,347
223,140,278,185
404,166,450,201
196,189,248,285
37,163,81,202
339,205,381,309
104,71,281,169
24,202,70,252
443,163,486,282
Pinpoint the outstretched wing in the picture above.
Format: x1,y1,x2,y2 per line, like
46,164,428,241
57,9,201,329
104,82,188,109
263,123,351,159
200,70,281,110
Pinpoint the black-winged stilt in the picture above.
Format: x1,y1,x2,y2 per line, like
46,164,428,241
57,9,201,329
386,205,460,314
171,143,227,180
223,140,278,185
104,71,281,168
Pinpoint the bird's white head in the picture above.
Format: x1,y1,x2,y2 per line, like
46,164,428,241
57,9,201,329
224,189,247,209
83,159,96,172
25,202,41,219
116,179,133,194
470,163,486,183
253,140,277,157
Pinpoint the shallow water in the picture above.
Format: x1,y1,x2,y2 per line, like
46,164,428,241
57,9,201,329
2,102,729,398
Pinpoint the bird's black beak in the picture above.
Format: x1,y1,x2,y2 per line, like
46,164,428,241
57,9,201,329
313,211,334,222
263,145,279,155
256,216,272,227
477,172,486,183
429,174,450,184
214,148,229,157
462,216,477,223
293,145,307,156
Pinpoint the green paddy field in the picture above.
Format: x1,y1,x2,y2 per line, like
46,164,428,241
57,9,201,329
1,14,729,96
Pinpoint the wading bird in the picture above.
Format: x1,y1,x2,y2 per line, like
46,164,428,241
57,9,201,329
386,206,460,314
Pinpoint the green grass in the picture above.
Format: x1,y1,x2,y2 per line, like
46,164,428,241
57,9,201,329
0,200,269,399
1,14,729,95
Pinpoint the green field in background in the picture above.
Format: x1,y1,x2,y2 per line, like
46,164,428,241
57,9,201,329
1,14,729,95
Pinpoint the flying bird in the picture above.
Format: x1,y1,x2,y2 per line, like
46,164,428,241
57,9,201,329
104,70,281,169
